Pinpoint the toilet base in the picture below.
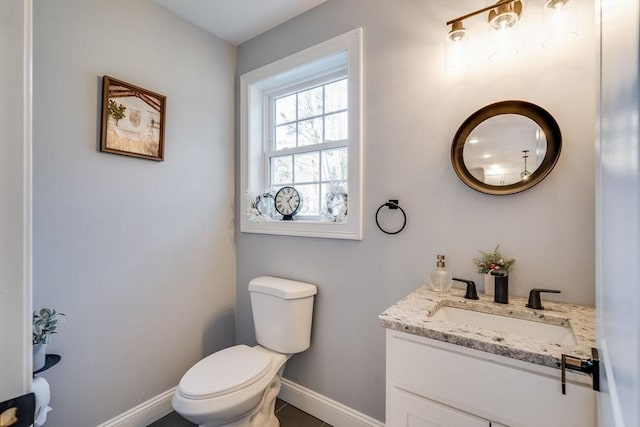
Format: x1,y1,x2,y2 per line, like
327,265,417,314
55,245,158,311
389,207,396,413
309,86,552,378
197,367,283,427
246,371,281,427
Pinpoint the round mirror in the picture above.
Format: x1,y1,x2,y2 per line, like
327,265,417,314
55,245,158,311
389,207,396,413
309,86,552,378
451,101,561,195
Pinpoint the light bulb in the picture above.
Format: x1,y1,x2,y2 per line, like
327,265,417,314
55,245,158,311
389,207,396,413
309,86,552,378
487,0,521,61
445,21,471,71
489,24,519,62
542,0,577,48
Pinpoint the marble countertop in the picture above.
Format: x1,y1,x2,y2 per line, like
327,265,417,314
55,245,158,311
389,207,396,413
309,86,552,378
379,285,596,369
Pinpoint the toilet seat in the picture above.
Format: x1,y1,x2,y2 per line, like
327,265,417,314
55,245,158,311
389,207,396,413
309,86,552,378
178,345,273,400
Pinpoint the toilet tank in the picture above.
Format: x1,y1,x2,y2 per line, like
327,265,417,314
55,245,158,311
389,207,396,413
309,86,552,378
248,276,317,354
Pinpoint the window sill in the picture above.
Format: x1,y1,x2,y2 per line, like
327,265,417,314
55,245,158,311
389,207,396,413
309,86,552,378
240,218,362,240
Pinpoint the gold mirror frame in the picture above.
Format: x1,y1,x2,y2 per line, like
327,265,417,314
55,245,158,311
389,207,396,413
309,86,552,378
451,100,562,196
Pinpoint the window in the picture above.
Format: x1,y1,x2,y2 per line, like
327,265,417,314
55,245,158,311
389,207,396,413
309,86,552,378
240,29,362,239
269,77,348,218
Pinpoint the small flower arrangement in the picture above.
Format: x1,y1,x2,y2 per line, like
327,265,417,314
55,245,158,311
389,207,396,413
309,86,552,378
33,308,65,345
473,245,515,274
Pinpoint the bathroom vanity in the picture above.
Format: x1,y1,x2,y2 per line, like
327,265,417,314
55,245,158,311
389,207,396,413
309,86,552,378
379,286,596,427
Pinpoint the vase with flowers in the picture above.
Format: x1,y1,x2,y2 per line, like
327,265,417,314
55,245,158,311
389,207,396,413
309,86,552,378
473,245,515,296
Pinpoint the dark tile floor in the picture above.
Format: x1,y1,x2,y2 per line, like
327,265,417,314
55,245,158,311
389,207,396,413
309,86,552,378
148,398,332,427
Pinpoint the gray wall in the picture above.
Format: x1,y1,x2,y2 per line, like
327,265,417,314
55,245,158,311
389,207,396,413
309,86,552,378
33,1,236,426
0,0,31,401
236,0,596,422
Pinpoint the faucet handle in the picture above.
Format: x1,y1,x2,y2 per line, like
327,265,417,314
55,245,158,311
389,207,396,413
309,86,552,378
526,288,561,310
452,278,479,300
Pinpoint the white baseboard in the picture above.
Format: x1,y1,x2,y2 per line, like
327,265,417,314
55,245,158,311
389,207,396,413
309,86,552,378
95,379,384,427
279,378,384,427
96,387,175,427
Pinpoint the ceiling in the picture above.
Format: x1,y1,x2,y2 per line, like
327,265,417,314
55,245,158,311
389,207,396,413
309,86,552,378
154,0,327,46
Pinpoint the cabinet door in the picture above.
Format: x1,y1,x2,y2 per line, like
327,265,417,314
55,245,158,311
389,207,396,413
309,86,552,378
387,330,596,427
388,387,490,427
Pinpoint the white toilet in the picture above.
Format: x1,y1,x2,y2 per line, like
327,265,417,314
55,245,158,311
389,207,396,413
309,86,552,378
172,276,317,427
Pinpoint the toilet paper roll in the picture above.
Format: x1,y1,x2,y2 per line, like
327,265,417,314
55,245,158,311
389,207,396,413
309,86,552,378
32,377,52,426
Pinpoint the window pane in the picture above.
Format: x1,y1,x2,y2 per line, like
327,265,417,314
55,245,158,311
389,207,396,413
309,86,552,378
321,182,348,222
298,117,323,147
325,79,347,113
322,147,348,181
275,94,296,124
325,112,348,142
271,155,292,185
294,152,320,183
296,183,320,216
275,123,296,150
298,86,323,119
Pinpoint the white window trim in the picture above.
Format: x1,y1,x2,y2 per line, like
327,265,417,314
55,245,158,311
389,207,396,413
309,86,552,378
240,28,363,240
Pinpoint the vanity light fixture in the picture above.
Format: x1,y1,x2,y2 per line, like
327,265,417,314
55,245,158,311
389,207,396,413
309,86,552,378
445,0,577,69
520,150,532,180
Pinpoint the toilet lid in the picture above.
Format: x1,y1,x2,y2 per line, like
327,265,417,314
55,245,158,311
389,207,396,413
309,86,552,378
178,345,273,400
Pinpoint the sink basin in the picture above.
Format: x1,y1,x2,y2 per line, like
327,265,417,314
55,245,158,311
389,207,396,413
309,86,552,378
431,306,577,346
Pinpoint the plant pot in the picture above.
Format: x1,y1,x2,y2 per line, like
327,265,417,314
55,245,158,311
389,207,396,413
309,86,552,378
484,273,495,296
33,343,47,371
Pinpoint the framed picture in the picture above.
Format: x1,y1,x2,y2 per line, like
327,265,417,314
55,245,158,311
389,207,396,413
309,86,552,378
100,76,166,161
0,393,34,427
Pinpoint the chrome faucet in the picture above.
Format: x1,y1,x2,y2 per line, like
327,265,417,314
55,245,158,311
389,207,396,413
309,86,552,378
526,288,561,310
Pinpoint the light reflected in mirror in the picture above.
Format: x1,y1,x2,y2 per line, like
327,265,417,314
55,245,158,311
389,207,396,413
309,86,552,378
463,114,547,186
451,100,562,196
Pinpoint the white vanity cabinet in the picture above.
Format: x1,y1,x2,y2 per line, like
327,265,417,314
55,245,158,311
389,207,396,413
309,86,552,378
385,329,596,427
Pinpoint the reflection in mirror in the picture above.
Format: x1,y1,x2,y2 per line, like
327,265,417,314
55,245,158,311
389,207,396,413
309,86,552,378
463,114,547,186
451,100,561,196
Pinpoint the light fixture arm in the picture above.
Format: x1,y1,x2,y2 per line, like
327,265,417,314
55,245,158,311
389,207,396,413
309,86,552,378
446,0,517,26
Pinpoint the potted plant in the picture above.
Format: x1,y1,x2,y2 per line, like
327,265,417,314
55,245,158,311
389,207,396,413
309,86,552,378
33,308,65,371
473,245,515,296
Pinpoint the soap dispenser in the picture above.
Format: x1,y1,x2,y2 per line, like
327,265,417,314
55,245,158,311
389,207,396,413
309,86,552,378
429,254,452,292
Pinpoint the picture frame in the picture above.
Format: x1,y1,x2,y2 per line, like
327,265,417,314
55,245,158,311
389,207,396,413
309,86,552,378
0,393,34,427
100,76,166,161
